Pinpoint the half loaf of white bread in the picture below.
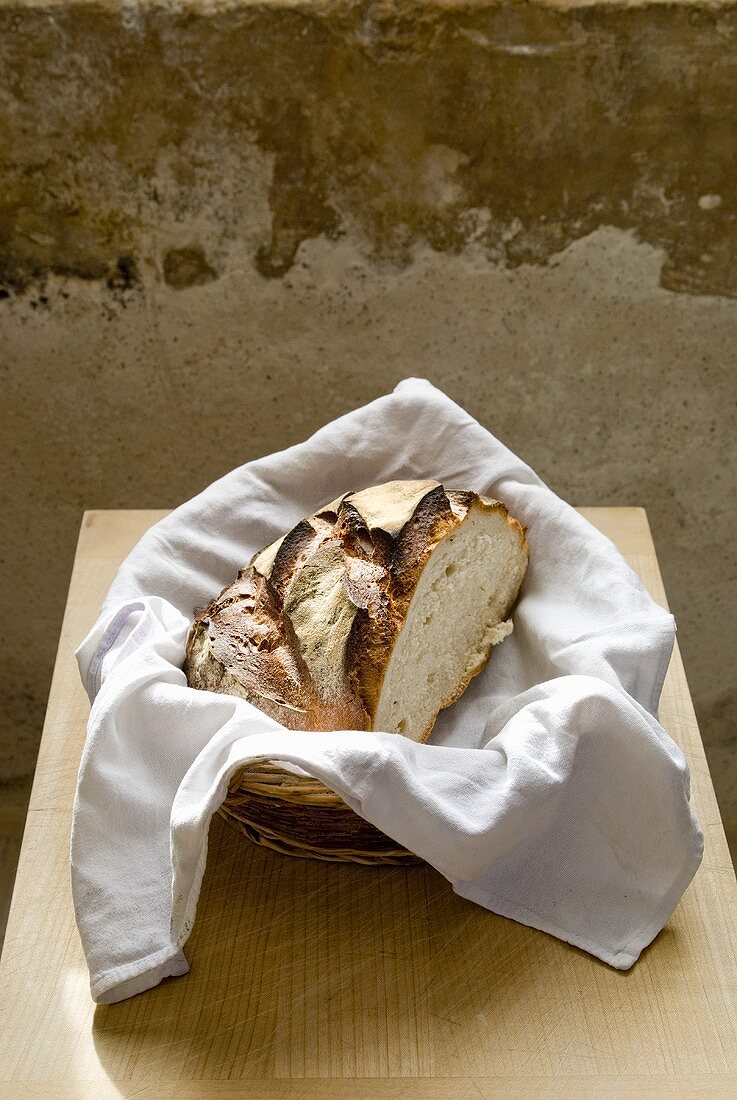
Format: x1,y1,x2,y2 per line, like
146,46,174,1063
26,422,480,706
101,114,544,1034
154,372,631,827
185,480,529,743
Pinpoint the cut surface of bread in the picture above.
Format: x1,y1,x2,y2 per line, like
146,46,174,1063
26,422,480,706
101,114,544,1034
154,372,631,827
373,500,523,742
185,480,529,742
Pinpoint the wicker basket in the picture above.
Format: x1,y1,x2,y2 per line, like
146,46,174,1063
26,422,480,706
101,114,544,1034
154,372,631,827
219,761,420,865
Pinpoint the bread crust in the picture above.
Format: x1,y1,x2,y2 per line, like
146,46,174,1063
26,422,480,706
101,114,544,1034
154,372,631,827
184,480,528,739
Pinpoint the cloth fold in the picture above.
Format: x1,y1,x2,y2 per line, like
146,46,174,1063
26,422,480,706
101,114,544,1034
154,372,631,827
72,377,702,1004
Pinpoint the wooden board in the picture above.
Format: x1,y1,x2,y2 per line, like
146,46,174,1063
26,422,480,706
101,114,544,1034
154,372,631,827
0,507,736,1098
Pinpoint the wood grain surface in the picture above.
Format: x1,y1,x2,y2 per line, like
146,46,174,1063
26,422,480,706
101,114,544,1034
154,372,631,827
0,507,735,1098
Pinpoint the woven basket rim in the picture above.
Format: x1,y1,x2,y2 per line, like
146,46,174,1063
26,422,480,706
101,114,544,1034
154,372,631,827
222,759,419,865
229,760,346,807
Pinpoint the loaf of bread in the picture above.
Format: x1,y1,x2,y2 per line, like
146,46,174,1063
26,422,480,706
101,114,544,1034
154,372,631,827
185,480,528,743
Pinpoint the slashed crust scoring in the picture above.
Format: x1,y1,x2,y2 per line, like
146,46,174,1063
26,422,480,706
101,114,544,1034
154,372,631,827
184,480,528,735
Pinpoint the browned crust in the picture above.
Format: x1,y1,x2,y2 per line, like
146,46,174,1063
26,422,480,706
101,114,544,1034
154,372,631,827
267,519,327,600
184,567,368,731
185,480,529,741
185,568,315,727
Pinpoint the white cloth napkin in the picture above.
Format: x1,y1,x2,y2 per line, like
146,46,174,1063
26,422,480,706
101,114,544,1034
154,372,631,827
72,377,703,1004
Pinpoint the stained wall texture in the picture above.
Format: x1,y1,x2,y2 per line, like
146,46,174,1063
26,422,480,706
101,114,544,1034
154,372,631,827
1,0,736,853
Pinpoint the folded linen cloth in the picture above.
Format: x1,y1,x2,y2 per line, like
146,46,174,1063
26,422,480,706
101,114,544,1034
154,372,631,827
73,377,703,1004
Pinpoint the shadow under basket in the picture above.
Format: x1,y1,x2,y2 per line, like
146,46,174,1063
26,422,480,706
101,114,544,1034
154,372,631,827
219,761,421,865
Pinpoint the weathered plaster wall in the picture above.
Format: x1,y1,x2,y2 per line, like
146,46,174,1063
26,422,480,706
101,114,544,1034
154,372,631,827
1,1,736,851
3,0,737,296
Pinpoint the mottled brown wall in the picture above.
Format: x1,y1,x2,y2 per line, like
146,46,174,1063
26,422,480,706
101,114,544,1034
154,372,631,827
3,1,737,295
1,0,736,850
